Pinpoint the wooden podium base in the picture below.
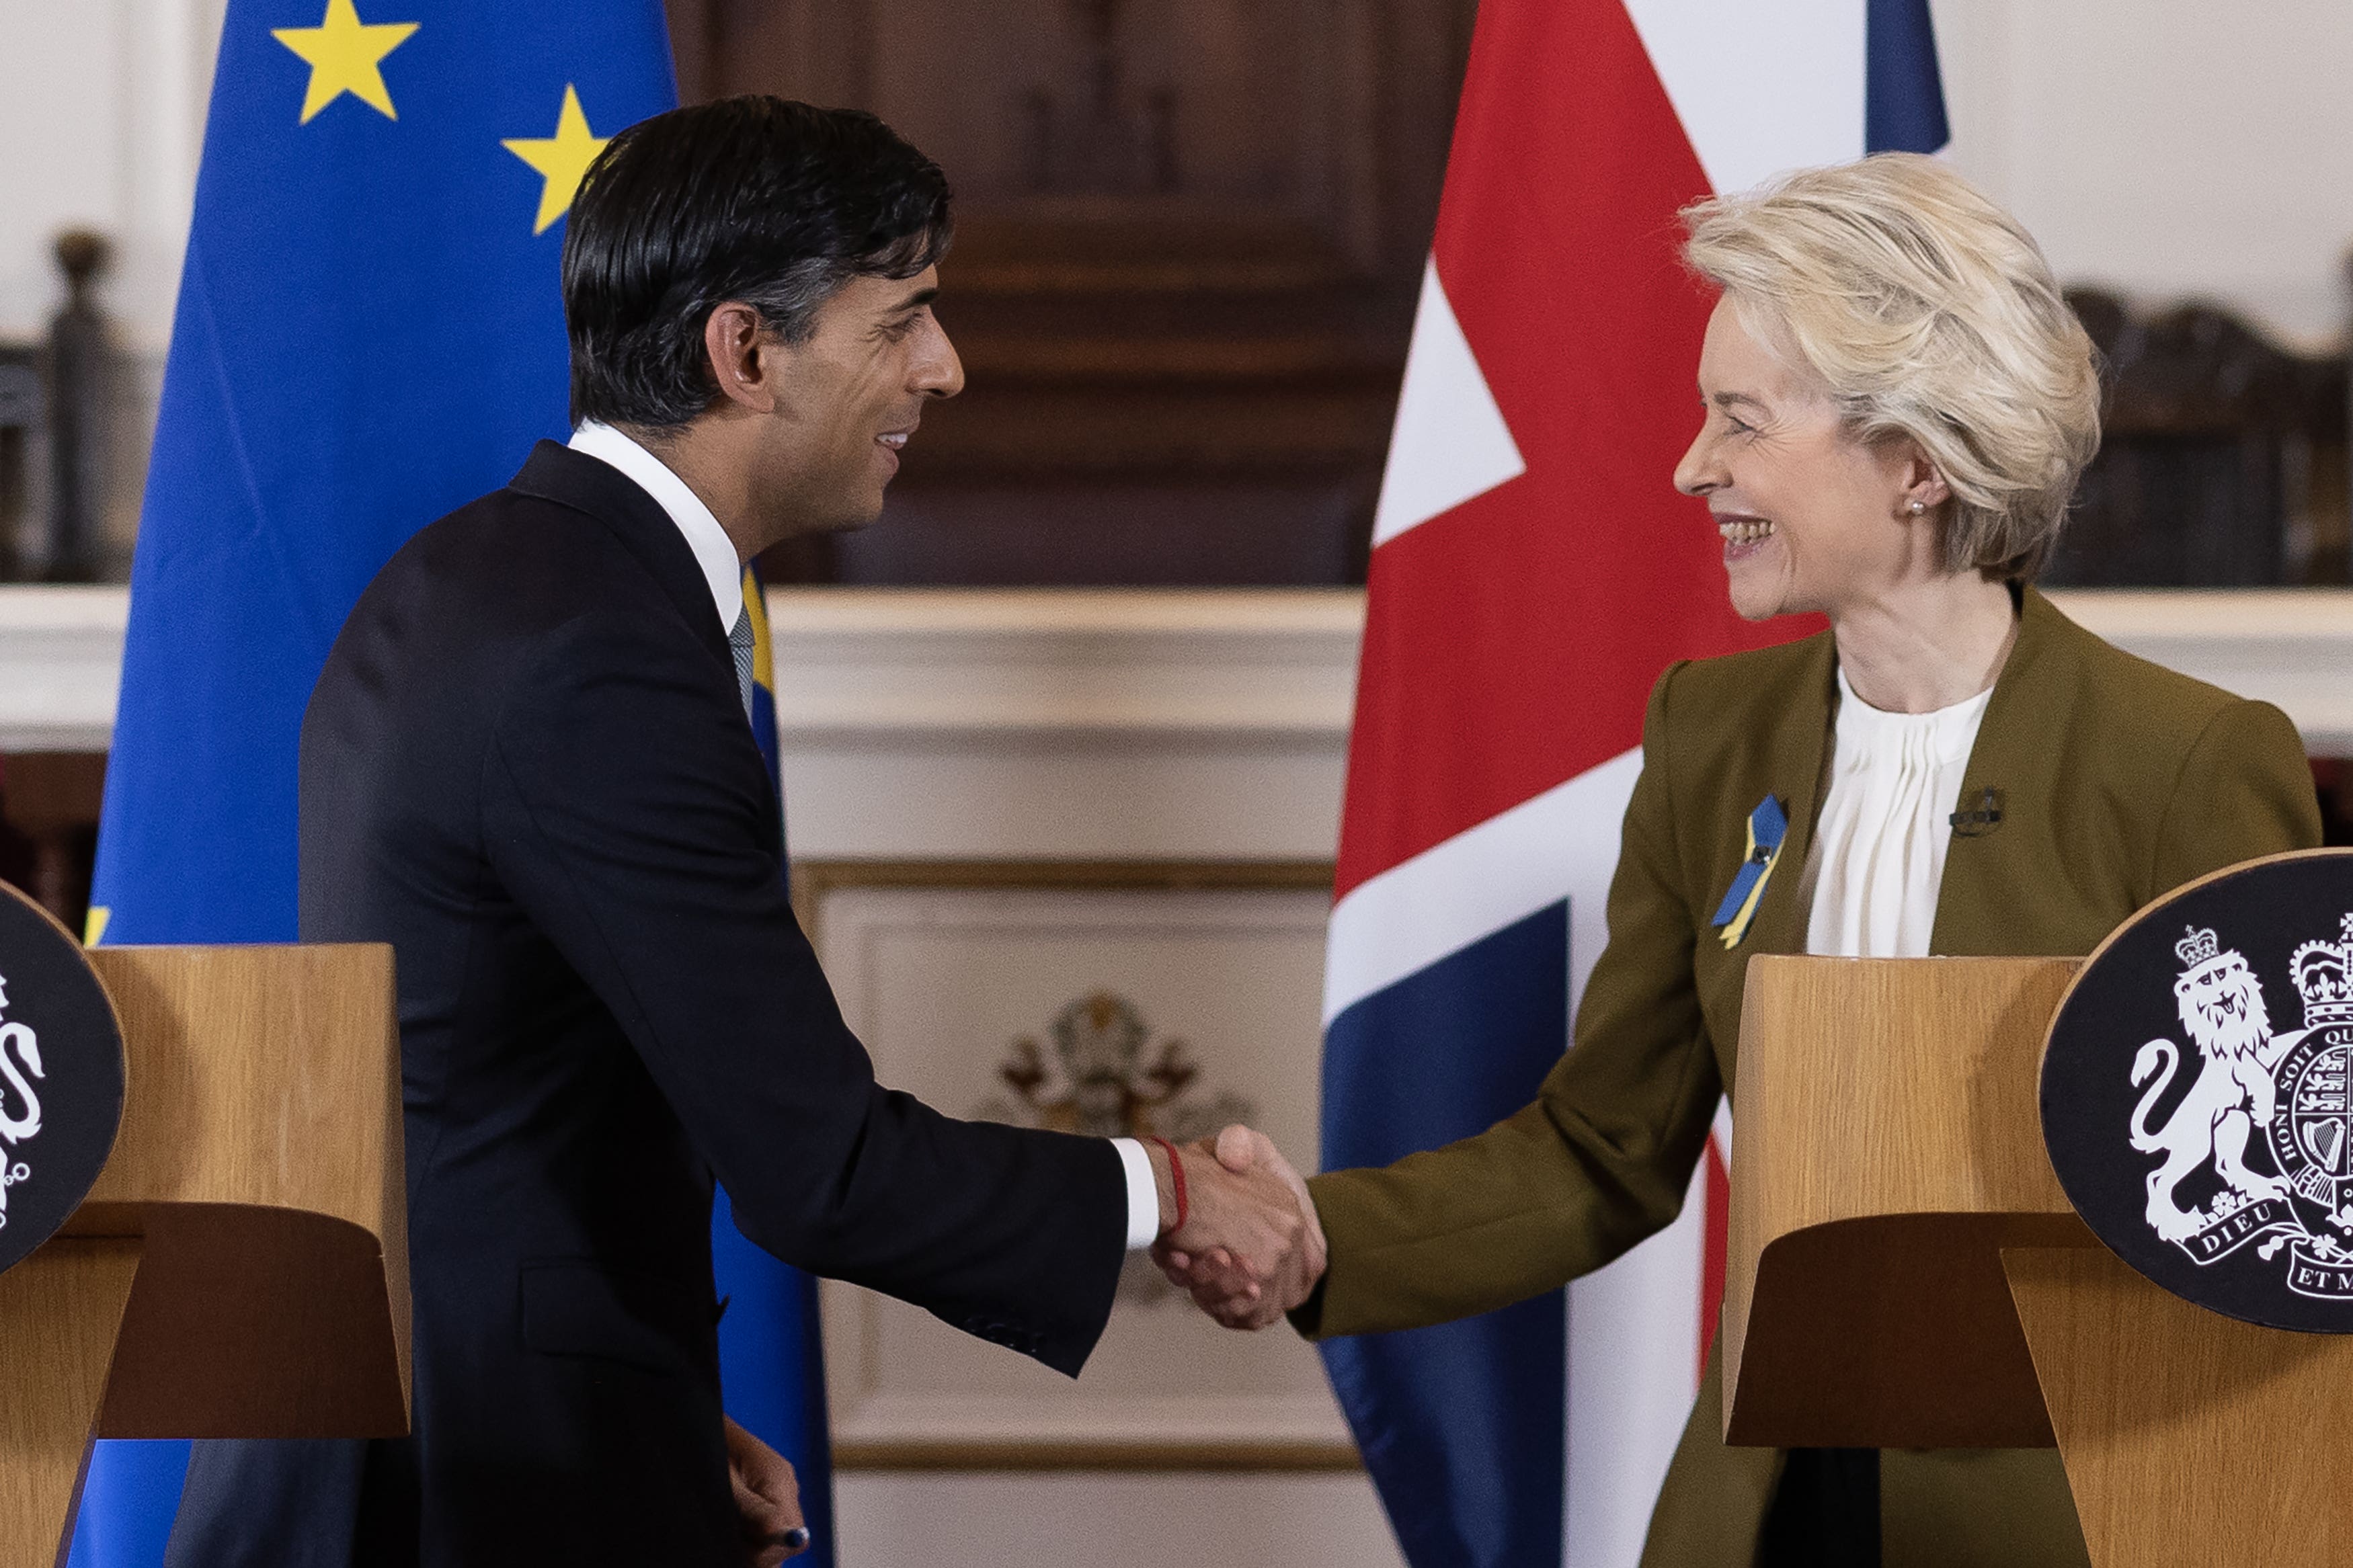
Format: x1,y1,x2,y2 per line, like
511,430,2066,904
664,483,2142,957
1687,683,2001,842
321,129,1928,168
2005,1247,2353,1567
0,935,407,1562
0,1239,141,1568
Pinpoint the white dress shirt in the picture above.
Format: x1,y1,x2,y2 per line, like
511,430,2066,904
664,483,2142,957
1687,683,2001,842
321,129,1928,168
1798,667,1993,960
566,421,1162,1247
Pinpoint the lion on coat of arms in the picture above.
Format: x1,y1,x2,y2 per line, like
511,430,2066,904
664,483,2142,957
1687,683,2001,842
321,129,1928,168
2129,926,2293,1241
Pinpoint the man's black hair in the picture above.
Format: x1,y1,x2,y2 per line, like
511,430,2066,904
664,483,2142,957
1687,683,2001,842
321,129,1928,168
561,96,953,431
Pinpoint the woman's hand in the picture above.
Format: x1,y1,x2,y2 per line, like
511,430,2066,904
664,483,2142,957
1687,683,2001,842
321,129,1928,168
1152,1124,1328,1329
725,1415,809,1564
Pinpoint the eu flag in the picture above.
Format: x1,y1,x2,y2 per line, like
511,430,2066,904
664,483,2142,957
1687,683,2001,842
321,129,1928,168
76,3,834,1560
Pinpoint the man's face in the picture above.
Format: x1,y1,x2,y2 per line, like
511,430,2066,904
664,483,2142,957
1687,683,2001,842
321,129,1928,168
754,266,962,538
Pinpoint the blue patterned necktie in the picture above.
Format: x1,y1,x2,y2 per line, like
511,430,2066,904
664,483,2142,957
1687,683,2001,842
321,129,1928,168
728,605,756,724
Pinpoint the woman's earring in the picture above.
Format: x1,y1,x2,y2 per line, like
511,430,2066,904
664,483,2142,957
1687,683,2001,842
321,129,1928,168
1907,500,1926,515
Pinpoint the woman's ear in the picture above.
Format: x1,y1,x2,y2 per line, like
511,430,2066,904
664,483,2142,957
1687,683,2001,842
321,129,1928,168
1895,440,1952,518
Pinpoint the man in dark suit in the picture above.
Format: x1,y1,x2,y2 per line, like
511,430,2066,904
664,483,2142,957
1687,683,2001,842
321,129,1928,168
167,97,1320,1567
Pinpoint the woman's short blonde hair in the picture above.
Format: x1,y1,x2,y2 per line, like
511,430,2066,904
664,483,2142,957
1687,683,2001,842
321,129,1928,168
1681,153,2099,582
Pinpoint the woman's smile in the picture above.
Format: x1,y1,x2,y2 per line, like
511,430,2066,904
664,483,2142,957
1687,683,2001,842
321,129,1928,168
1716,511,1777,563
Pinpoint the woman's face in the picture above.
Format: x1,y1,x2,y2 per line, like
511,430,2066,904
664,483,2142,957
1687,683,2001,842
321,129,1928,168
1674,296,1942,622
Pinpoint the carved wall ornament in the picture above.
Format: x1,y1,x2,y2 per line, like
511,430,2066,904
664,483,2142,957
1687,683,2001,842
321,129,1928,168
977,989,1257,1303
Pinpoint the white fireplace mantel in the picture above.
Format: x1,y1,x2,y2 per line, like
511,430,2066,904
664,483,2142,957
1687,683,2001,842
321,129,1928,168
0,585,1371,862
5,585,2353,862
0,587,132,754
765,588,1365,741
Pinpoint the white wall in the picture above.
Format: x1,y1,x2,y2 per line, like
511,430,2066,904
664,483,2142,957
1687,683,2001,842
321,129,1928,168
0,0,223,354
0,0,223,567
1932,0,2353,347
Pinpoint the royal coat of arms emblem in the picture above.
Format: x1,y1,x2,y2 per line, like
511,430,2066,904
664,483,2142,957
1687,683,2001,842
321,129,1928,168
0,973,42,1229
2044,851,2353,1330
975,991,1258,1303
0,882,126,1277
2126,921,2353,1294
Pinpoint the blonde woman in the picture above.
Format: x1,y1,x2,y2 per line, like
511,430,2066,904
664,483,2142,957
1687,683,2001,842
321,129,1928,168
1168,155,2321,1565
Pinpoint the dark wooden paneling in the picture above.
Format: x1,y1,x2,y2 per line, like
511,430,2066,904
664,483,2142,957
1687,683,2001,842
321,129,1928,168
2050,288,2350,587
0,753,104,935
0,343,35,583
672,0,1470,586
667,0,1470,277
830,479,1373,587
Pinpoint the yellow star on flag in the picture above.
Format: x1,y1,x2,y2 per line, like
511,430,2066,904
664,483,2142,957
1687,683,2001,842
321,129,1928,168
271,0,418,125
503,85,610,236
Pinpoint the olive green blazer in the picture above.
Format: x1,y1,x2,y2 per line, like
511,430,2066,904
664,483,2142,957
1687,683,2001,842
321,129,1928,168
1298,589,2321,1568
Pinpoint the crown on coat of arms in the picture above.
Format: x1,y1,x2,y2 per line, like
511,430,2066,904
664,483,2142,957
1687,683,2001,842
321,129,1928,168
2176,926,2221,969
2290,914,2353,1027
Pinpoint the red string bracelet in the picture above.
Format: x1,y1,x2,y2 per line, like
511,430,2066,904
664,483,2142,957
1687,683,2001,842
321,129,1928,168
1146,1134,1188,1235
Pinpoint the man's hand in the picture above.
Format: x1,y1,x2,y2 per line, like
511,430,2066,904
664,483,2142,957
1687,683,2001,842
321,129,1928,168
725,1416,809,1565
1148,1126,1327,1330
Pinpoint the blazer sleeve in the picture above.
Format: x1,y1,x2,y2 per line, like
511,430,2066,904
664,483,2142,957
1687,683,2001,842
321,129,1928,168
1298,666,1724,1339
481,612,1127,1376
2147,698,2323,896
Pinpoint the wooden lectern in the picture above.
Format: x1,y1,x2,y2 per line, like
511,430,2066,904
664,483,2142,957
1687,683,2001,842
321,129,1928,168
1724,956,2353,1565
0,942,407,1567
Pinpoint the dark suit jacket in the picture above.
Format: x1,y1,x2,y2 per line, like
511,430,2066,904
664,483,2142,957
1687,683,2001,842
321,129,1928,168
1293,588,2323,1568
168,442,1128,1566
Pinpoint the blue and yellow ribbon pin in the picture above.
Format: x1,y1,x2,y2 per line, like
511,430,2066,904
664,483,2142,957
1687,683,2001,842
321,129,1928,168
1710,795,1788,950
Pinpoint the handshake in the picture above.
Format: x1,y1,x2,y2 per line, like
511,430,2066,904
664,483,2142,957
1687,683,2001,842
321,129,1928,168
1142,1128,1326,1330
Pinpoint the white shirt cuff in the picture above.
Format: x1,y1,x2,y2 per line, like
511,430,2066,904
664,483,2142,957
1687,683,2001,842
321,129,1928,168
1111,1137,1161,1249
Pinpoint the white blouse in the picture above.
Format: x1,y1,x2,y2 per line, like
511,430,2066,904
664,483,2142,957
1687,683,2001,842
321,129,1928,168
1798,667,1993,960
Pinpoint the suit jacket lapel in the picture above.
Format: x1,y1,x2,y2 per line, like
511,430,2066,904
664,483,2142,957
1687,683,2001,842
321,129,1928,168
1928,585,2063,956
1742,632,1839,960
510,440,784,862
508,440,737,676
